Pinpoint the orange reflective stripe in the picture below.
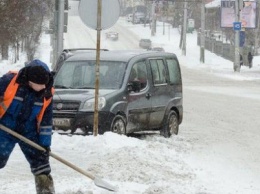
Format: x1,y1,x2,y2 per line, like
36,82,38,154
36,87,55,130
0,74,19,118
37,97,51,128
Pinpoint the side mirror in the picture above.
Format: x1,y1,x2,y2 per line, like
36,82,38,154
127,80,141,92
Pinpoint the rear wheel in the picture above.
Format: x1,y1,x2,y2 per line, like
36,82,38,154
70,127,77,134
160,111,179,138
111,115,126,135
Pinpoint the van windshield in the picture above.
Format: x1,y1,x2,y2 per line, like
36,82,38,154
54,60,127,89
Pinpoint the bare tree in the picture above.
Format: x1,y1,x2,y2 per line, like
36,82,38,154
0,0,52,61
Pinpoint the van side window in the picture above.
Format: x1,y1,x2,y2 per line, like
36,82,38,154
129,61,148,90
150,59,166,85
166,59,181,84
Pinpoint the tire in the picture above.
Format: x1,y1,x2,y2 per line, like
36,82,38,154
160,111,179,138
70,127,77,134
110,115,126,135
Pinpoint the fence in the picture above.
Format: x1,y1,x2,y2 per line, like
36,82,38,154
197,32,253,66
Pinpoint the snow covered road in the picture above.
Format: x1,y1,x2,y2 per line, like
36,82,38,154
1,1,260,193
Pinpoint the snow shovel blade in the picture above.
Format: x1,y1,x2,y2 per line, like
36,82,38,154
94,177,118,192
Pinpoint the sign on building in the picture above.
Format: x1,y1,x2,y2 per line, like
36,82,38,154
188,19,195,33
221,0,256,28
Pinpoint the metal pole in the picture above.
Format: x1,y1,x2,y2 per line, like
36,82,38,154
151,2,155,36
168,24,170,41
163,21,165,35
182,1,187,56
57,0,65,58
254,3,260,55
132,0,135,24
52,30,57,65
200,0,205,63
234,0,240,72
93,0,102,136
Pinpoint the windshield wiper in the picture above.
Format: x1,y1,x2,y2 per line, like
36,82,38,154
75,86,95,89
54,85,72,89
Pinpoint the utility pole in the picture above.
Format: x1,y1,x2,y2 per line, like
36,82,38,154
234,0,240,72
200,0,205,63
182,1,187,56
93,0,102,136
151,1,156,36
57,0,65,59
254,3,260,55
132,0,135,24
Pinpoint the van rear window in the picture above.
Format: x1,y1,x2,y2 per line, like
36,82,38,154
166,59,181,84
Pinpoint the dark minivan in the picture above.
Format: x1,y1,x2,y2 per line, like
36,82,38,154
52,49,183,137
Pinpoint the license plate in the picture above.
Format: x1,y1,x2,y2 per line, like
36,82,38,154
53,118,71,127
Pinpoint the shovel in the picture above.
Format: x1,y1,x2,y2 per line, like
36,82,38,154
0,124,117,192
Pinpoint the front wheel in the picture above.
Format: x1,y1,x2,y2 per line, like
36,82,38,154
160,111,179,138
110,115,126,135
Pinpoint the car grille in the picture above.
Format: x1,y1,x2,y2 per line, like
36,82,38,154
53,101,80,112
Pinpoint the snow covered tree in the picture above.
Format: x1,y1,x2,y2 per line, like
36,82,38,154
0,0,52,61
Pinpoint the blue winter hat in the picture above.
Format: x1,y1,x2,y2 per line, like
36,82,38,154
26,59,51,72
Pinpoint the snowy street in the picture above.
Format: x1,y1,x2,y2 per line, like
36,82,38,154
1,1,260,194
181,65,260,193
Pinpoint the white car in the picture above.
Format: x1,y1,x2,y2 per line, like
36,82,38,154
105,31,119,41
126,14,133,22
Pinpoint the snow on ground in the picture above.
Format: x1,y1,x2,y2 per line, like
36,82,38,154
0,13,260,194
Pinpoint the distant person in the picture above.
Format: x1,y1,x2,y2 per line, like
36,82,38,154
248,52,253,68
0,59,55,194
240,54,243,67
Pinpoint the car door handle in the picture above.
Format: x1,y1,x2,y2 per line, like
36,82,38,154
146,93,151,99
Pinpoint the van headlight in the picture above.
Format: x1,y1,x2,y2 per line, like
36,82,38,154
80,97,106,111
